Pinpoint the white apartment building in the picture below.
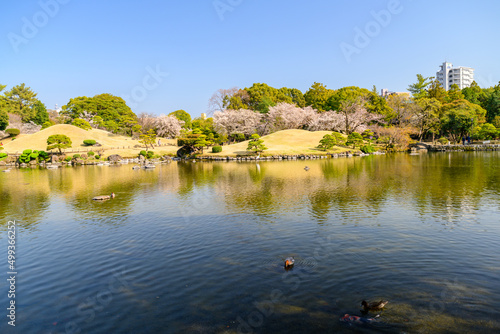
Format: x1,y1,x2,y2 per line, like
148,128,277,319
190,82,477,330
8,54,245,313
436,62,474,90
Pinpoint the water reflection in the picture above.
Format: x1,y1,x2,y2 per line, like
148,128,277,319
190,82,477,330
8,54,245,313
0,153,499,333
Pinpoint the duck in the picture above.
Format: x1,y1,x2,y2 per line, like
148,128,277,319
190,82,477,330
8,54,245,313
361,300,388,311
304,166,310,171
92,192,115,201
2,169,11,173
132,165,140,170
284,257,295,268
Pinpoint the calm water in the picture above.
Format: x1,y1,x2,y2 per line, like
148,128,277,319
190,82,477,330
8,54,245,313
1,153,500,334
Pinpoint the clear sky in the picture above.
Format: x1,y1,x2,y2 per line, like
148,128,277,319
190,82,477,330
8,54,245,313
1,0,499,118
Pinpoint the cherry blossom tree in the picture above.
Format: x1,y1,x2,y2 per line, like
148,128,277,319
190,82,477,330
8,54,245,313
262,103,318,134
213,109,262,138
155,115,184,138
309,110,344,131
339,97,385,134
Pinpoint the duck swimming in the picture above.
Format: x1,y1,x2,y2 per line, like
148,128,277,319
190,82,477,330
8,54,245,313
92,192,115,201
284,257,295,268
304,166,310,171
361,300,388,311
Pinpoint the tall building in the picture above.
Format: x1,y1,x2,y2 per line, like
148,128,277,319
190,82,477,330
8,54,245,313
436,62,474,90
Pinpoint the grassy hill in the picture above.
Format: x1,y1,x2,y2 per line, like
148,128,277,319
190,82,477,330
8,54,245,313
1,126,348,158
206,129,349,156
1,124,178,156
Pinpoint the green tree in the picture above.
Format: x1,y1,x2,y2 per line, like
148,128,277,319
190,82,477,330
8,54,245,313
0,109,8,131
317,134,337,151
61,94,136,131
169,109,192,128
485,85,500,123
139,129,157,150
413,98,442,141
47,134,72,154
30,100,49,125
72,118,92,130
247,134,267,154
475,123,497,140
461,81,483,105
427,80,447,103
304,82,335,112
408,74,432,100
345,132,364,149
440,100,486,143
3,83,39,121
446,84,465,103
194,134,208,154
279,87,306,108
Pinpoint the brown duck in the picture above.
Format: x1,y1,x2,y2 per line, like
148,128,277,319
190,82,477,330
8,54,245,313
361,300,388,311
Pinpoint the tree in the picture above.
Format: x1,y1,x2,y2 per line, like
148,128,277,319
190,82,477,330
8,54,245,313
316,133,344,151
427,80,447,103
247,134,267,154
168,109,191,128
3,83,39,121
440,100,486,143
262,103,317,134
194,134,208,154
207,87,240,115
72,118,92,130
47,134,72,154
304,82,335,112
213,109,262,139
411,98,442,141
0,109,8,131
61,94,136,132
139,129,157,151
345,132,364,149
446,84,465,103
339,97,385,134
408,74,432,100
461,81,483,105
474,123,497,140
155,115,183,138
30,100,49,125
279,87,306,108
386,94,412,126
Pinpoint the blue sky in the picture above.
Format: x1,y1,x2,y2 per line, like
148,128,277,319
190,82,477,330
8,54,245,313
1,0,499,118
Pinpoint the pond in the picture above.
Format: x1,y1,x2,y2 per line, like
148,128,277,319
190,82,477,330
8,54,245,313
1,152,500,333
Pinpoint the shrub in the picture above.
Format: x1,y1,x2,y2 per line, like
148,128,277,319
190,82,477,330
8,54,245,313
212,146,222,153
38,151,49,161
19,154,31,163
0,147,3,150
6,128,20,137
360,145,375,153
146,151,154,159
88,151,95,156
94,155,100,159
0,152,7,159
139,150,147,156
438,137,449,145
73,154,81,159
345,132,364,149
23,149,32,155
64,156,72,162
83,139,97,146
41,121,53,129
72,118,92,130
30,152,39,159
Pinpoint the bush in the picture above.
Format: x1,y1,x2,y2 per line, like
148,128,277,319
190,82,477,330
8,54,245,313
212,146,222,153
64,156,72,162
94,155,100,159
438,137,449,145
72,118,92,130
146,151,154,159
30,152,39,159
38,151,49,161
139,150,147,156
19,153,31,163
23,149,32,155
41,121,53,129
0,152,7,160
88,151,95,156
360,145,375,153
83,139,96,146
73,154,81,159
6,128,20,137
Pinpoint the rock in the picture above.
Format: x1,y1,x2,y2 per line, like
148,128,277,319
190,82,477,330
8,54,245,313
20,163,27,168
0,161,6,166
29,160,37,165
108,154,122,162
